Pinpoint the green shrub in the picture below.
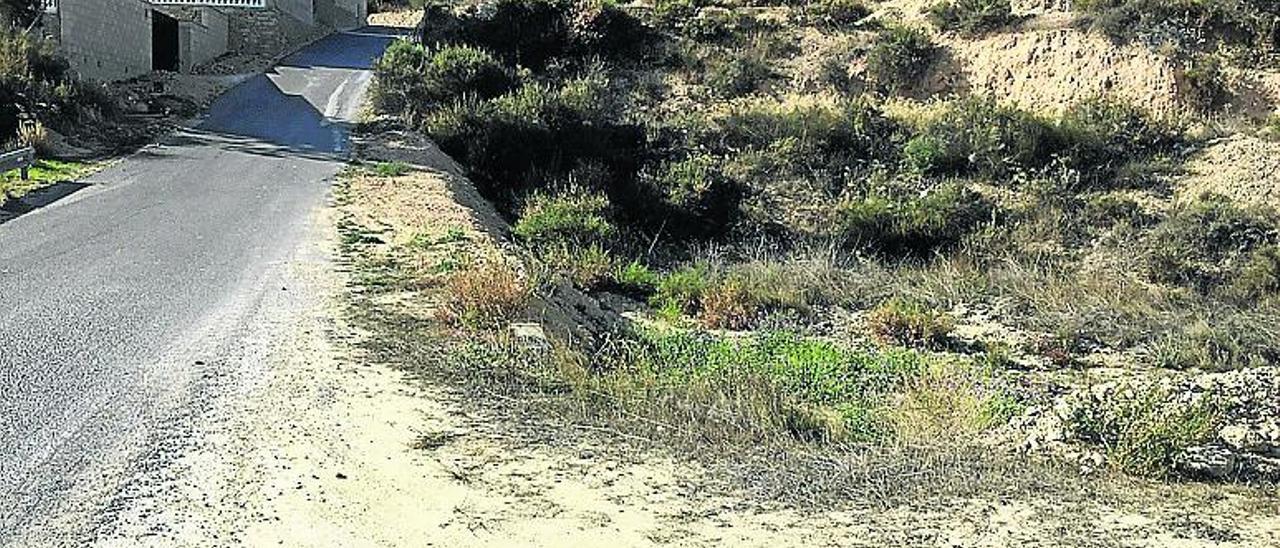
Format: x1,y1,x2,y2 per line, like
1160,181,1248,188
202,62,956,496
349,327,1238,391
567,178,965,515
1181,54,1228,112
372,161,411,177
372,42,513,119
865,25,936,94
1263,113,1280,140
539,242,617,289
1145,195,1279,293
905,97,1060,178
839,182,994,255
865,298,955,349
652,263,714,317
1066,384,1220,477
646,153,741,229
514,189,616,246
0,28,108,141
614,260,660,296
423,73,647,217
704,51,776,97
928,0,1018,36
1150,315,1280,371
567,0,655,60
415,0,653,68
808,0,871,28
1072,0,1280,52
713,98,902,171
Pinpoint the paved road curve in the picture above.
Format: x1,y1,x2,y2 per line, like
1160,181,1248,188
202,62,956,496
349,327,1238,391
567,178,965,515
0,29,398,544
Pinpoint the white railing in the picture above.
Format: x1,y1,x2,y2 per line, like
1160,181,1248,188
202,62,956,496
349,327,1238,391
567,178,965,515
147,0,267,7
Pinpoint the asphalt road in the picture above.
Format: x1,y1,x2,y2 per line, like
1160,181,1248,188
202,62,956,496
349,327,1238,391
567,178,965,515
0,29,398,544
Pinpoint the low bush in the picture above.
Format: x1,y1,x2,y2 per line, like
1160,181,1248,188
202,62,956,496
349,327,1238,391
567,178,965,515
540,242,617,289
712,97,902,173
652,262,714,317
372,42,514,122
865,25,936,94
1149,314,1280,371
703,50,776,98
808,0,871,28
928,0,1018,36
865,297,955,349
905,97,1060,179
1263,113,1280,140
839,182,994,255
907,97,1174,186
1072,0,1280,52
613,260,660,296
514,189,616,247
1180,54,1228,112
1145,194,1279,293
1057,98,1175,186
1066,384,1220,477
415,0,653,68
0,28,111,142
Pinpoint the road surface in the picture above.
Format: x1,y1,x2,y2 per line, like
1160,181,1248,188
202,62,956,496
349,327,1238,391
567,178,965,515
0,28,398,545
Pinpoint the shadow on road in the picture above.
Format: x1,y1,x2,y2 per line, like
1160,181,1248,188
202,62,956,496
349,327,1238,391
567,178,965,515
0,181,92,226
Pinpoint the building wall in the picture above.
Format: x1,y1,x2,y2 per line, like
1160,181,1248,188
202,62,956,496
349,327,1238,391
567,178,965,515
59,0,153,81
271,0,314,26
315,0,366,30
179,8,229,71
227,5,313,53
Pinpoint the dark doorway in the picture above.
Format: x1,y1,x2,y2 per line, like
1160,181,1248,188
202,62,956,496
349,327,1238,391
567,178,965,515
152,11,180,72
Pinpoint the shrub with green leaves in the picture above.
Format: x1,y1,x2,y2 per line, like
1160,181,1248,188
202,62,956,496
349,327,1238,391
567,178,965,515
928,0,1018,36
1072,0,1280,52
1181,54,1228,112
514,189,616,246
1065,383,1220,477
704,51,776,98
905,97,1060,179
713,98,902,173
372,42,513,120
415,0,653,68
808,0,871,28
0,28,110,142
1145,194,1280,293
865,25,936,94
1150,314,1280,371
651,263,714,318
839,182,994,255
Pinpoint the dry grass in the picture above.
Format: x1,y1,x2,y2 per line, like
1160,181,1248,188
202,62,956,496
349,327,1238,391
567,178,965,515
436,260,531,328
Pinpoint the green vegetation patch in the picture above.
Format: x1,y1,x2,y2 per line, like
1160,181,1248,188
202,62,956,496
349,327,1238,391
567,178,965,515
0,159,91,205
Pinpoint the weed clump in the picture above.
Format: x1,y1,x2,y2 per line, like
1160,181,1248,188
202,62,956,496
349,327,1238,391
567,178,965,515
514,189,616,247
865,25,936,94
865,298,955,349
928,0,1019,36
1065,383,1220,477
839,182,994,255
438,261,531,328
1144,195,1280,295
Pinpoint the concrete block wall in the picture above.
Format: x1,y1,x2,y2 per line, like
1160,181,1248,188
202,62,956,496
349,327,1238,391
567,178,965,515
228,3,313,53
315,0,366,31
180,8,229,71
58,0,152,81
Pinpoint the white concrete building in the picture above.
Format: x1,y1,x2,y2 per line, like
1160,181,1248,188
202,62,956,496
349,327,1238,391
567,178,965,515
42,0,367,81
